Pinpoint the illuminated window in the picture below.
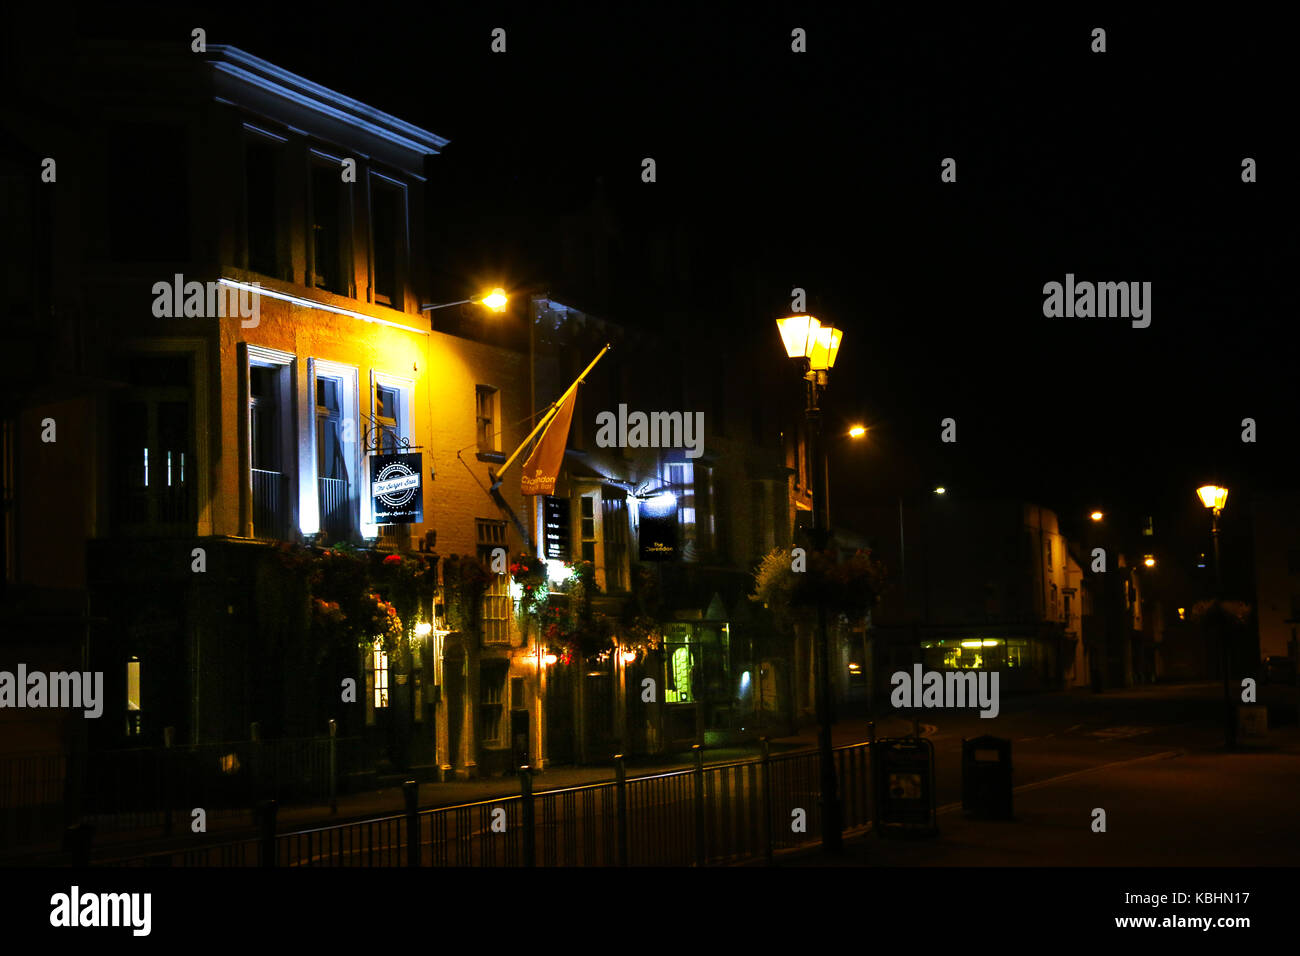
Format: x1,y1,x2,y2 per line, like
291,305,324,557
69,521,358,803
666,644,695,703
580,494,597,564
477,520,510,644
125,658,142,737
372,645,389,709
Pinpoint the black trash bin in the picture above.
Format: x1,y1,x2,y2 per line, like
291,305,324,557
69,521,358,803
961,735,1012,819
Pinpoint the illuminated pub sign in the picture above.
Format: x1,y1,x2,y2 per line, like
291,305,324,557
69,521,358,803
638,493,678,561
544,496,571,561
370,452,423,524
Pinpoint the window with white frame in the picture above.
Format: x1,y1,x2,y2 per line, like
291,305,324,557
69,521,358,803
367,372,414,541
247,347,295,541
366,643,389,725
477,519,510,644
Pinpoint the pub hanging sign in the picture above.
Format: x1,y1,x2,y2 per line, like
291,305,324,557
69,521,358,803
637,495,679,562
370,452,423,524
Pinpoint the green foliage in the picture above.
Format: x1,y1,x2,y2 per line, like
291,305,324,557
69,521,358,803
442,553,489,634
751,547,888,629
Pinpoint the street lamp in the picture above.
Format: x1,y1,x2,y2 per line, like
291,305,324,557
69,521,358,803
848,425,867,439
1090,511,1104,522
775,313,843,854
1197,484,1232,748
420,287,509,313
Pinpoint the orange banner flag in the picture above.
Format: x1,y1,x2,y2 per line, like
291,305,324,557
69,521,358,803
520,389,577,496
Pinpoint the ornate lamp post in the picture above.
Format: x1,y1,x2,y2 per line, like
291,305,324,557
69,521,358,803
1197,483,1232,748
775,314,844,853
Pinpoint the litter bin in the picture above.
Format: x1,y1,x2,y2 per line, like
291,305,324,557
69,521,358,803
962,735,1013,820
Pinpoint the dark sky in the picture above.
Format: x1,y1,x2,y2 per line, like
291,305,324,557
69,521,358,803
59,5,1300,540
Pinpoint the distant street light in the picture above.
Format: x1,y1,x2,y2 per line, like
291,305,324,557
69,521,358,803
775,313,843,854
1090,511,1104,522
1143,555,1156,568
933,486,946,496
1197,484,1232,748
848,425,867,439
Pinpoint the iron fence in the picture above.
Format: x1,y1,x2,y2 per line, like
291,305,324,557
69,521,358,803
103,739,876,867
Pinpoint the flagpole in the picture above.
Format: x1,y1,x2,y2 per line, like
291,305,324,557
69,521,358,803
491,343,611,491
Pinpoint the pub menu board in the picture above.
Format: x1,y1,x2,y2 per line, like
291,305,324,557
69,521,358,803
544,495,571,562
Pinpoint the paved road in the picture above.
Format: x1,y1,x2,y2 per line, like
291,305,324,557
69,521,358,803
781,681,1300,866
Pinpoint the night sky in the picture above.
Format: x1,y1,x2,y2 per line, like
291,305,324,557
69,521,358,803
51,5,1298,550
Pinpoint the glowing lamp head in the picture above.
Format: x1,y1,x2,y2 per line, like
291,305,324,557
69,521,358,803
1090,511,1104,522
1197,484,1228,513
1143,555,1156,568
414,621,433,638
848,425,867,439
621,650,636,665
934,486,946,495
776,315,819,359
807,324,842,371
481,288,508,312
543,653,558,666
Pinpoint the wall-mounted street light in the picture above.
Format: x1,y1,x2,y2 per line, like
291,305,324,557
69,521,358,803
1197,483,1232,748
1143,555,1156,568
421,287,509,313
775,312,844,854
848,425,867,439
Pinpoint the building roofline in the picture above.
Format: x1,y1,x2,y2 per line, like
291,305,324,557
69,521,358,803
206,45,448,155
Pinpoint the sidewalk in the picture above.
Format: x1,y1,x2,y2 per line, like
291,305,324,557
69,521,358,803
774,722,1300,867
19,714,916,864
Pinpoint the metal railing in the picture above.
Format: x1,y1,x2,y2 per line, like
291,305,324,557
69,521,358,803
252,468,287,539
317,476,350,540
105,739,876,867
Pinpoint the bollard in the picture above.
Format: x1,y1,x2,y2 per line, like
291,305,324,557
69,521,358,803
614,754,629,866
328,719,338,814
258,799,277,867
692,744,705,866
760,737,773,865
404,780,420,866
519,765,536,867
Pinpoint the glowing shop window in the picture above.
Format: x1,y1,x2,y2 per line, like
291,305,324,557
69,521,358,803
666,645,694,703
373,646,389,708
126,659,141,711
